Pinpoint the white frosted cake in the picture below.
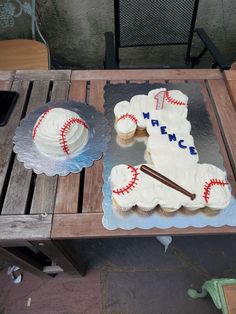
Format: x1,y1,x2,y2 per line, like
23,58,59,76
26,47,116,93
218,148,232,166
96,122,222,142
32,108,89,158
110,88,231,215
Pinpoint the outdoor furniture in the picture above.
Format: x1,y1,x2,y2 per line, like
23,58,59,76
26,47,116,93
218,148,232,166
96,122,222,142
188,278,236,314
0,69,236,277
0,70,83,276
0,0,50,70
104,0,230,69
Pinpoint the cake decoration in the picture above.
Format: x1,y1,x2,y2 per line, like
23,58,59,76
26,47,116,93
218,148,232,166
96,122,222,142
32,107,89,158
13,101,110,176
140,165,196,200
110,88,231,216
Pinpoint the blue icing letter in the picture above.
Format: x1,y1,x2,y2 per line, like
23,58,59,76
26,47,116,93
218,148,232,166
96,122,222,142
160,126,167,134
178,139,187,149
189,146,198,155
168,133,177,142
143,112,150,119
151,119,159,127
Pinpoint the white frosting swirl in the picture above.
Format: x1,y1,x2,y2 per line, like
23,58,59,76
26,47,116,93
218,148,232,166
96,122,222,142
33,108,88,158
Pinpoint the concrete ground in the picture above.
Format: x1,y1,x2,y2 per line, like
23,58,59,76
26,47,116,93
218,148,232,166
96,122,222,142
1,234,236,313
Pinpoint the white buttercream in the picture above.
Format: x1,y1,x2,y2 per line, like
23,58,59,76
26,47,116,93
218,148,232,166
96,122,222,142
111,88,231,213
111,163,231,211
33,108,88,158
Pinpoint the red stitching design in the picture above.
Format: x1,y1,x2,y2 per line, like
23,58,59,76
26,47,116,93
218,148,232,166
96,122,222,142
165,91,186,106
32,109,52,139
117,113,138,124
203,179,228,203
113,165,140,195
60,118,88,155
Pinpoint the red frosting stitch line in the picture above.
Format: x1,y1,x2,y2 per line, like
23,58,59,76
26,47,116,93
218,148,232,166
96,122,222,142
117,113,138,124
165,91,186,106
113,165,140,195
32,108,52,139
60,118,88,155
203,179,228,203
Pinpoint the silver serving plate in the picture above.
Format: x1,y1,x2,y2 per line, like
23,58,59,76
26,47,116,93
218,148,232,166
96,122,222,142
13,100,110,176
102,83,236,230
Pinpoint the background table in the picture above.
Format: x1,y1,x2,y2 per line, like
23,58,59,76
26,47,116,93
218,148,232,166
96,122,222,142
0,70,84,276
0,69,236,276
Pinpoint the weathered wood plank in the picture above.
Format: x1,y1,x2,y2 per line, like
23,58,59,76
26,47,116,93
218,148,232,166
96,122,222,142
82,80,106,213
0,80,12,90
208,80,236,175
54,80,87,214
15,70,71,81
224,70,236,81
72,69,222,81
224,71,236,110
0,214,52,240
50,80,70,101
52,213,236,239
2,80,50,215
226,80,236,110
31,81,70,214
0,80,30,203
223,284,236,314
1,160,33,214
0,71,15,80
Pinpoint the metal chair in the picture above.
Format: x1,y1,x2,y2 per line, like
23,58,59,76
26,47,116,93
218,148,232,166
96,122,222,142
0,0,50,70
104,0,230,69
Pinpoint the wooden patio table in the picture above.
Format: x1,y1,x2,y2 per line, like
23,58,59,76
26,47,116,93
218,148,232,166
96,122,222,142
0,70,84,276
1,69,236,276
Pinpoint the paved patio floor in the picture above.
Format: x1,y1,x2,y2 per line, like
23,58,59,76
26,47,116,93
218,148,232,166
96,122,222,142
1,234,236,313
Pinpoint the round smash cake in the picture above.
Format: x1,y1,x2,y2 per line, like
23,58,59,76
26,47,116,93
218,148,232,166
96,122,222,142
32,107,89,158
110,88,231,216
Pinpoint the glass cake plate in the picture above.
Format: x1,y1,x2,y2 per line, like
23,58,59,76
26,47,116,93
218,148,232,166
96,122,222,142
102,82,236,230
13,100,110,176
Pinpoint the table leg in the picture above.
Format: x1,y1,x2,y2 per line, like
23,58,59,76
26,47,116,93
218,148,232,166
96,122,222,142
31,240,86,276
0,247,49,278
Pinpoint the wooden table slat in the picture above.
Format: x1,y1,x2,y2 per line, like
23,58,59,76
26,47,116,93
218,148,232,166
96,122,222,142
224,70,236,81
52,213,236,239
82,80,106,213
208,80,236,175
54,80,87,214
224,71,236,111
223,284,236,314
0,71,15,80
2,80,50,215
15,70,71,81
0,80,30,203
72,69,222,81
31,81,70,214
0,80,12,90
1,160,33,214
0,214,52,240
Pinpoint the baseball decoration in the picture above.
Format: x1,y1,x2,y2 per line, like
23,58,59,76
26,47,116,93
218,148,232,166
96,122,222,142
112,165,140,195
32,107,89,158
